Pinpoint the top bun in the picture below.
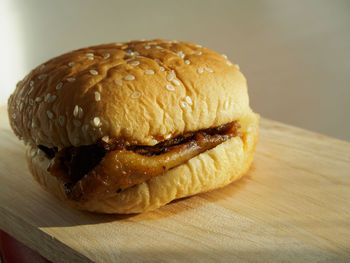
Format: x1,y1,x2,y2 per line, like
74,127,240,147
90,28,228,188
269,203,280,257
8,39,250,148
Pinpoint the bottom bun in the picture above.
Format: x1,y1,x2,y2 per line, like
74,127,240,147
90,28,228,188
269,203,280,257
26,111,259,214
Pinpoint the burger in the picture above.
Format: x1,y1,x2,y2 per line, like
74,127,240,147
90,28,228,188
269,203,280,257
7,39,259,214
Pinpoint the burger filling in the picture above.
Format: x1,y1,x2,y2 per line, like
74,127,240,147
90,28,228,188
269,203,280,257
39,121,242,202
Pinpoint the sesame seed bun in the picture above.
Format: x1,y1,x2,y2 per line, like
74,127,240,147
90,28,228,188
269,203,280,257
8,39,259,214
8,39,251,148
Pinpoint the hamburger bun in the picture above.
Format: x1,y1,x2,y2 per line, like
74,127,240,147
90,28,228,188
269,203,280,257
8,39,259,214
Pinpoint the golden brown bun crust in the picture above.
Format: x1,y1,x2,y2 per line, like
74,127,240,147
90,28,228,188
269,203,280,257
26,111,259,214
8,39,248,148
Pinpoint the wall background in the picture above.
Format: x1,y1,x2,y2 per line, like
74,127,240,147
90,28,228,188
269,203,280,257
1,0,349,141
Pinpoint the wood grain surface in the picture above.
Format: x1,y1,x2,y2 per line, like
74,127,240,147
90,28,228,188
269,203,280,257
0,107,350,263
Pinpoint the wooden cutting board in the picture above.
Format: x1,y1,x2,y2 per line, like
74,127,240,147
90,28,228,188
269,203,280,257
0,106,350,263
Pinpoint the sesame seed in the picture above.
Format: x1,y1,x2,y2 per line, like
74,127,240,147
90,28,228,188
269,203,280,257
73,120,81,127
47,95,56,103
93,117,101,127
124,75,135,81
103,53,110,59
154,58,161,63
131,91,141,99
159,66,165,71
198,68,204,74
205,67,213,73
168,70,176,80
31,120,36,128
155,46,163,49
115,79,123,86
226,61,233,66
167,73,175,82
145,45,151,49
180,101,187,108
47,110,54,119
12,113,16,119
35,97,42,103
88,57,94,60
19,102,23,111
30,80,34,87
86,53,94,57
30,148,37,157
195,51,202,55
38,74,47,80
101,135,110,142
59,115,65,126
28,86,34,95
45,93,51,102
165,134,172,139
73,105,83,118
68,62,75,67
235,64,240,70
185,60,191,65
56,82,63,90
172,79,181,86
40,64,46,71
29,99,34,106
185,96,193,105
166,84,175,91
95,91,101,101
73,105,79,117
67,77,76,82
145,70,154,75
129,61,140,66
222,54,228,59
176,51,185,59
90,69,98,75
125,50,139,56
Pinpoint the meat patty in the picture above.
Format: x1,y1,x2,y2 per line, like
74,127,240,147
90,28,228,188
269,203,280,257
44,121,242,202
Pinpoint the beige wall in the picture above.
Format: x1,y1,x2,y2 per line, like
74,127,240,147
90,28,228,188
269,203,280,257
1,0,349,141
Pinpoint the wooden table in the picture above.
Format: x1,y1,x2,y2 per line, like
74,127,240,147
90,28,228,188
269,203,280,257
1,107,350,262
